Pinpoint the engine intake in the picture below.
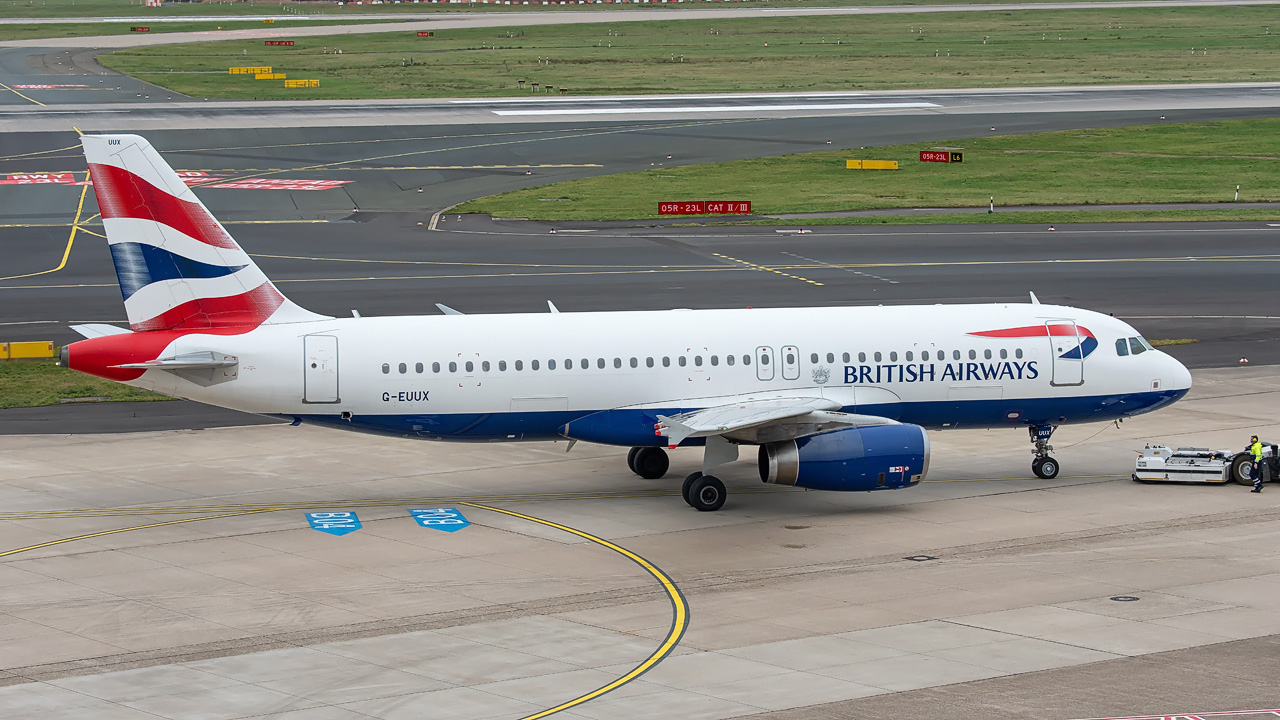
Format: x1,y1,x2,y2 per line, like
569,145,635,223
758,424,930,491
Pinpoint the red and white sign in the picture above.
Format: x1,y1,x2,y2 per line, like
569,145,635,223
11,84,89,89
659,201,751,215
705,201,751,214
265,40,295,46
0,173,76,185
658,202,706,215
920,151,964,163
205,179,353,191
131,26,151,32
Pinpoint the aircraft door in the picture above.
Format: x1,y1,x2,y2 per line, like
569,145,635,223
1046,321,1084,386
781,345,800,380
755,346,775,381
303,335,340,403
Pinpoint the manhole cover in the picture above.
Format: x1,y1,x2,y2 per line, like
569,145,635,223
904,555,937,562
1110,595,1140,602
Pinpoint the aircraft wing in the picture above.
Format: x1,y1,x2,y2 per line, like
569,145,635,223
655,398,897,446
70,323,131,339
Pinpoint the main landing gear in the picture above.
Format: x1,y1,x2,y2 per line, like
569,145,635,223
626,446,670,480
626,437,736,512
1029,425,1060,479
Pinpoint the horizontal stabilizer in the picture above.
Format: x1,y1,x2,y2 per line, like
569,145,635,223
112,351,238,370
70,323,132,339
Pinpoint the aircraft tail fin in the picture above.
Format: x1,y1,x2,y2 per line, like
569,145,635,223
80,133,328,332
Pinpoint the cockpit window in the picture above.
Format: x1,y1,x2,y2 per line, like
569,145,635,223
1137,336,1154,351
1129,337,1147,355
1115,339,1129,356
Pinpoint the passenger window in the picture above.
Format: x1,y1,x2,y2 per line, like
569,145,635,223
859,352,866,363
984,349,992,360
548,359,557,370
598,358,605,369
890,352,897,362
498,360,507,371
710,355,719,366
432,362,441,373
810,353,819,364
581,358,589,369
663,356,671,367
415,362,424,374
531,360,540,370
757,354,766,366
727,355,735,366
786,352,796,364
1015,348,1023,359
381,363,390,374
646,357,654,368
906,351,913,361
630,357,638,368
398,363,407,374
564,359,572,370
694,356,703,367
874,352,882,362
613,358,622,368
449,362,457,372
1129,337,1146,355
515,360,524,371
465,361,473,372
827,352,835,364
968,350,977,360
743,355,751,366
953,350,961,360
842,352,850,363
999,349,1007,360
1116,338,1130,356
679,356,688,367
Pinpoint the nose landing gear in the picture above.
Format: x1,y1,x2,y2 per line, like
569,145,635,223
1029,426,1060,479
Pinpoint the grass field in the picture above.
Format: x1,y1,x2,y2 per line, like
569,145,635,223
454,119,1280,221
0,0,1130,19
0,18,379,41
0,360,170,409
99,7,1280,99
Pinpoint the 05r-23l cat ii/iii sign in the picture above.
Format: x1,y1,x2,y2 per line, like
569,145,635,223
62,134,1191,511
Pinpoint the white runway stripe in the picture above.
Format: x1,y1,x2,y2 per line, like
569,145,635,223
492,102,940,116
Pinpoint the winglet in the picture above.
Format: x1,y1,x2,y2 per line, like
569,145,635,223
435,303,464,316
1029,291,1040,305
547,300,560,314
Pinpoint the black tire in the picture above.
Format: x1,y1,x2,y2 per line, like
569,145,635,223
1031,458,1044,478
682,472,702,505
1038,457,1060,479
626,447,641,474
688,475,727,512
1231,452,1255,486
633,447,669,480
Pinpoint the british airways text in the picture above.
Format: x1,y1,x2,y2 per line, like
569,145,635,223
844,361,1039,384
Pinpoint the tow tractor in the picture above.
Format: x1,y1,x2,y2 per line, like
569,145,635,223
1133,441,1279,485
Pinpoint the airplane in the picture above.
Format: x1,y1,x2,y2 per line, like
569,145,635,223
61,134,1194,511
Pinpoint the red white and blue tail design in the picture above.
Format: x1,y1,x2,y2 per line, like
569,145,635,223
82,134,327,332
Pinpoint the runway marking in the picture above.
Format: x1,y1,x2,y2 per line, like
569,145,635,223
250,252,714,270
0,496,688,720
0,143,80,161
781,251,898,284
0,171,88,282
494,102,940,116
20,165,603,174
712,252,823,286
460,501,688,720
0,82,45,107
0,509,278,559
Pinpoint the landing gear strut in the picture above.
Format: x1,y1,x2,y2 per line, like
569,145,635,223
1029,425,1060,479
627,447,669,480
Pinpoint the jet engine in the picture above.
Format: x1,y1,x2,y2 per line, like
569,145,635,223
758,424,929,491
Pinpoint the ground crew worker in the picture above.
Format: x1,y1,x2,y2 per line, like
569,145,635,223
1250,435,1265,492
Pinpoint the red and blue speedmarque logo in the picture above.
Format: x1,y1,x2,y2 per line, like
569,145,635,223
970,324,1098,360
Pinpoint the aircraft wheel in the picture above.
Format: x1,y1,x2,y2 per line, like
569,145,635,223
626,447,641,474
681,472,702,505
633,447,669,480
688,475,727,512
1033,457,1060,480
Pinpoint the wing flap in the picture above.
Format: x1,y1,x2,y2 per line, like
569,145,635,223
656,397,901,446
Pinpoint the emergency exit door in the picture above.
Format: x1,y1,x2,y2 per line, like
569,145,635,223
1046,321,1084,387
304,335,340,403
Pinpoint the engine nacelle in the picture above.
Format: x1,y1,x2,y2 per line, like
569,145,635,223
758,424,930,491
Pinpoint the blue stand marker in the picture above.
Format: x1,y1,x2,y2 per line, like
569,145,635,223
408,507,470,532
306,511,362,536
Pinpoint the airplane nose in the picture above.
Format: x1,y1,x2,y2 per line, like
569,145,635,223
1167,354,1193,391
